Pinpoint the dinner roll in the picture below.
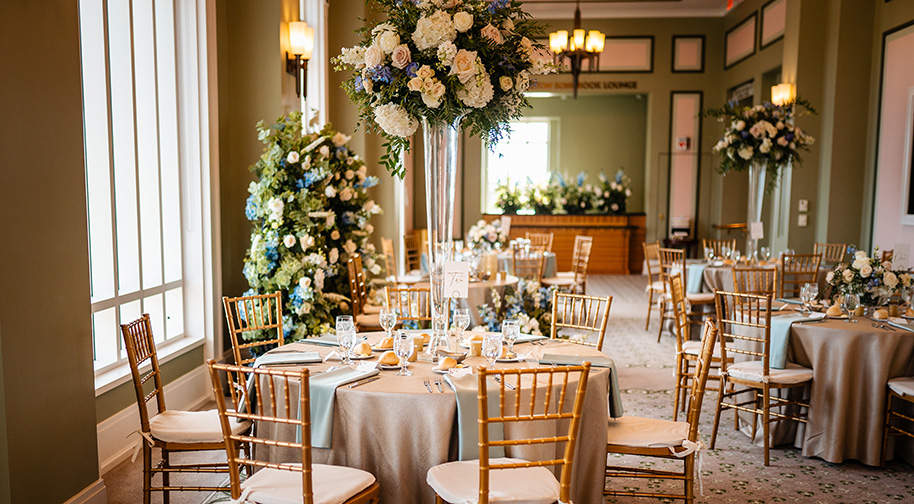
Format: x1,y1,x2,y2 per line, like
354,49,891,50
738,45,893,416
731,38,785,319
873,308,889,320
826,304,843,317
906,306,914,317
354,341,372,356
436,356,457,370
468,333,484,343
377,336,394,349
421,332,431,344
379,351,399,365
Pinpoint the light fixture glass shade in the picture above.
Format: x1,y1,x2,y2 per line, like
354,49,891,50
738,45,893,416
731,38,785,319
550,30,568,53
591,31,605,53
771,83,794,106
572,29,585,51
289,21,315,60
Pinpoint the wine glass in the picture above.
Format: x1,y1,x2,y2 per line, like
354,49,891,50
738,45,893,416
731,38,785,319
335,315,356,365
760,246,772,262
704,247,714,263
800,283,818,315
379,308,397,342
482,334,503,369
807,283,819,311
453,308,470,345
721,245,731,261
843,293,859,323
501,319,520,357
393,330,413,376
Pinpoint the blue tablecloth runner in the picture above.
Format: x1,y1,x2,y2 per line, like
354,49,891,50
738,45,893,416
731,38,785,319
770,313,823,368
445,374,506,461
538,354,623,418
686,264,707,293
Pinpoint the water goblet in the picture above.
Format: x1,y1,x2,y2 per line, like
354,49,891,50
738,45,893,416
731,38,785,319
501,319,520,357
807,283,819,310
393,330,413,376
453,308,470,345
335,315,355,365
704,247,714,263
721,245,731,261
379,308,397,341
843,293,859,323
760,246,772,262
482,334,503,369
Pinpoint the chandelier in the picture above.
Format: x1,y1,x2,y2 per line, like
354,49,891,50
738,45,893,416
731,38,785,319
548,0,605,98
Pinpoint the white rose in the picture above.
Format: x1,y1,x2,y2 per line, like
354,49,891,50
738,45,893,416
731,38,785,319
453,11,473,32
843,269,855,282
885,271,899,289
298,276,312,289
300,235,314,249
450,49,477,83
852,258,868,270
777,136,789,147
319,145,330,158
376,31,399,53
481,23,503,44
325,186,337,198
340,187,353,201
417,64,435,79
286,151,299,164
431,81,446,99
860,264,873,277
735,120,746,131
283,234,297,248
343,240,357,255
855,250,867,260
345,170,354,180
826,271,834,283
364,45,383,68
499,76,513,91
408,77,424,92
759,138,772,154
331,230,340,240
332,132,351,147
329,248,339,264
738,145,754,160
421,92,441,108
390,44,411,69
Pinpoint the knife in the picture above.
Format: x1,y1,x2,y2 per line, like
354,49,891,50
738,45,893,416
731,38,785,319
348,376,380,389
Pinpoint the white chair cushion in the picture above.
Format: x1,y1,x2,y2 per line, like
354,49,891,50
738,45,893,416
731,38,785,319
542,276,575,286
363,303,382,314
607,416,691,448
685,292,715,303
426,457,560,504
649,280,665,292
682,340,721,358
889,377,914,397
555,271,574,277
149,409,250,443
239,463,375,504
727,360,813,385
355,313,382,328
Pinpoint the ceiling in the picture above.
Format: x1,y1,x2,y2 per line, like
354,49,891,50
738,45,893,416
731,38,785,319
524,0,744,19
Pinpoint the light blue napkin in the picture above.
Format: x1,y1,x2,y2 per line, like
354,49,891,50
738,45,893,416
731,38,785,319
538,354,623,418
300,333,340,347
776,298,803,305
445,374,505,461
887,321,914,332
515,333,548,344
308,367,380,448
770,313,823,368
252,351,322,367
687,264,707,293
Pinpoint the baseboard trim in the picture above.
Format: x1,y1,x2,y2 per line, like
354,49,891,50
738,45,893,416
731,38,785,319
63,479,107,504
97,365,212,475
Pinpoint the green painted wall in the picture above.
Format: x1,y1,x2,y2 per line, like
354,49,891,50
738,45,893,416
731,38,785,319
0,1,100,501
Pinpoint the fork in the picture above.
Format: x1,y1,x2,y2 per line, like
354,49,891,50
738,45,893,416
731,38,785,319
422,378,433,393
434,377,444,393
493,375,515,390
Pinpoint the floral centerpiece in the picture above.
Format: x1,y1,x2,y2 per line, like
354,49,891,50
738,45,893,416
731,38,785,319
475,279,556,335
242,113,384,341
492,170,632,215
705,98,816,191
466,218,509,250
825,246,912,306
494,181,523,214
333,0,556,177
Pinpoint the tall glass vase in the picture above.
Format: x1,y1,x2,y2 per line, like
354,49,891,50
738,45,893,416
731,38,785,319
746,160,767,263
422,116,462,358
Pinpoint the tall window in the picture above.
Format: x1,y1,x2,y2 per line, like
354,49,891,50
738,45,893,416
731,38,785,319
80,0,200,374
483,118,557,212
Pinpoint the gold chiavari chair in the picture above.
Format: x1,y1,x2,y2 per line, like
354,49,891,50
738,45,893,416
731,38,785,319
385,286,432,327
543,235,593,294
207,362,381,504
381,237,398,280
223,292,284,366
403,232,423,273
881,377,914,466
642,241,664,330
604,319,718,504
347,254,383,331
657,248,715,342
710,291,813,466
814,242,848,264
550,291,612,352
122,315,250,504
427,363,592,504
780,253,822,299
524,231,554,252
512,242,546,282
702,238,737,259
732,266,779,298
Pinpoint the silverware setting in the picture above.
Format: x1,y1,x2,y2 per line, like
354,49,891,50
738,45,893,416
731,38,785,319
348,376,380,389
872,322,896,331
434,377,444,392
493,375,515,390
423,378,434,393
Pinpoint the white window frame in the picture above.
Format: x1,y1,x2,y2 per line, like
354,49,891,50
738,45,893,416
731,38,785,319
482,117,559,213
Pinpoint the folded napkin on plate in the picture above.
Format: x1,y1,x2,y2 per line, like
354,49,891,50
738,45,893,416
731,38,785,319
770,312,825,368
300,333,341,347
444,374,505,461
686,264,707,294
309,366,380,448
253,351,322,367
538,354,623,418
515,333,548,344
887,318,914,332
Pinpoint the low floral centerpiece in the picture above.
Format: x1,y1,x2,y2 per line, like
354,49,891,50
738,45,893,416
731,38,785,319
466,218,509,250
493,170,632,215
475,279,556,335
825,247,912,306
333,0,555,176
242,113,383,341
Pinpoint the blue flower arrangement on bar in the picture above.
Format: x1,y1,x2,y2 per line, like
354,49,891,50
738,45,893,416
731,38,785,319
242,112,384,342
494,170,632,215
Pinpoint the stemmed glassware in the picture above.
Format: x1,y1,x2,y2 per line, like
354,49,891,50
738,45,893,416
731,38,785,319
379,308,398,342
482,333,503,369
800,283,819,315
721,245,731,261
760,246,771,262
843,293,859,323
501,319,520,357
393,330,413,376
453,308,470,345
704,247,714,263
335,315,356,365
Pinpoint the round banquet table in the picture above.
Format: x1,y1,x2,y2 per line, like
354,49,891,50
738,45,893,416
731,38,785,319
699,261,830,294
735,313,914,466
497,251,557,278
416,274,519,327
259,332,612,503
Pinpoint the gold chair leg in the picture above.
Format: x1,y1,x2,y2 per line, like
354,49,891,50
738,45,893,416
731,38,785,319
645,289,654,330
143,444,152,504
162,449,171,504
673,353,683,421
763,383,771,466
881,392,894,467
436,495,446,504
684,455,695,504
710,376,725,450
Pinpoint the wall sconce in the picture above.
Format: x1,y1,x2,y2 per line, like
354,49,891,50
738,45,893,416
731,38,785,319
286,21,314,98
771,82,795,106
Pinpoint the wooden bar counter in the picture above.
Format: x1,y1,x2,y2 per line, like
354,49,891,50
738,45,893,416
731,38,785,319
483,213,646,274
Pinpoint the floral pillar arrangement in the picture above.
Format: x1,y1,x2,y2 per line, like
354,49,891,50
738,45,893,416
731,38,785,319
706,99,815,260
242,112,383,342
335,0,555,356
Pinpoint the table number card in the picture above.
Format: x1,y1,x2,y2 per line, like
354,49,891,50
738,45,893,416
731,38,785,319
749,222,764,240
444,261,469,298
893,243,910,268
500,216,512,235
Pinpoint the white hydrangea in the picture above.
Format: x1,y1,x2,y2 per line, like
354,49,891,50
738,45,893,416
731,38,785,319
373,103,419,138
411,10,456,50
437,41,457,66
339,46,366,66
267,197,284,222
457,69,494,108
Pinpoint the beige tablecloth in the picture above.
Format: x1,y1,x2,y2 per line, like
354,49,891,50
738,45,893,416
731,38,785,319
702,263,829,295
259,335,611,503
